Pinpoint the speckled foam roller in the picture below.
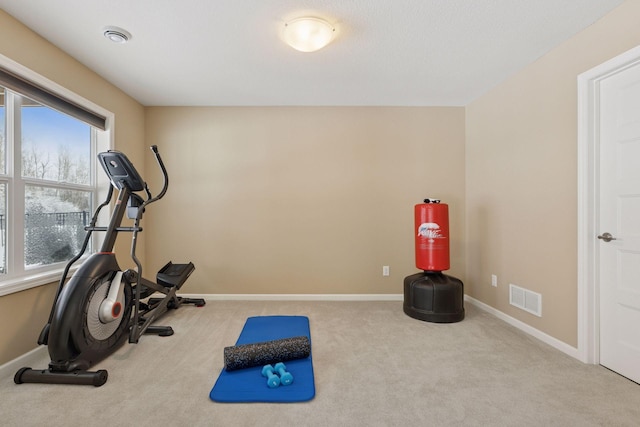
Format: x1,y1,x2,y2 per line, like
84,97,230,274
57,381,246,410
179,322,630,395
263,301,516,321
223,336,311,371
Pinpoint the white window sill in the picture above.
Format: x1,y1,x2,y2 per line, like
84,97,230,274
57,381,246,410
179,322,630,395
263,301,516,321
0,265,80,297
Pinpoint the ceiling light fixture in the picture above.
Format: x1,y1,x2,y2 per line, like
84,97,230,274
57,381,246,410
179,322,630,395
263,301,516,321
283,17,335,52
103,26,132,44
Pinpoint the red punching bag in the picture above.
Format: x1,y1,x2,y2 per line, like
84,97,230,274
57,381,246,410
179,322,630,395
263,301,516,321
415,199,450,272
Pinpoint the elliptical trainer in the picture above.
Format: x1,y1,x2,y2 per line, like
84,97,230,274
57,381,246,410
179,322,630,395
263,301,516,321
14,145,204,386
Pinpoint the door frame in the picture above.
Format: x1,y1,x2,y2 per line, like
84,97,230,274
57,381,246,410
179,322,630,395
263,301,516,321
577,44,640,364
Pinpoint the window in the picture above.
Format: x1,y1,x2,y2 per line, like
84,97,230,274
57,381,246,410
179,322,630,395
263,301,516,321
0,62,112,295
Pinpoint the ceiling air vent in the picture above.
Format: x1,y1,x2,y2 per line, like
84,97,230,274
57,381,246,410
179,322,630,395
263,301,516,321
103,26,132,44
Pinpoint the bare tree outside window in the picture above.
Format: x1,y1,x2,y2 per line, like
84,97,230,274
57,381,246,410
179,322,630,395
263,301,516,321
0,82,101,290
20,100,93,268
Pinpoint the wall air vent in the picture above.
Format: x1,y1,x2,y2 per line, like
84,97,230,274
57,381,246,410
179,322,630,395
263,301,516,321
509,283,542,317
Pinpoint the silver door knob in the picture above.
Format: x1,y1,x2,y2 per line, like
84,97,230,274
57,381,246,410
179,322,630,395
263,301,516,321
597,232,617,242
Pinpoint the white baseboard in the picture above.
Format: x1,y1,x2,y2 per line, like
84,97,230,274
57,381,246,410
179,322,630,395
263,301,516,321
179,293,405,301
183,294,581,361
464,295,581,361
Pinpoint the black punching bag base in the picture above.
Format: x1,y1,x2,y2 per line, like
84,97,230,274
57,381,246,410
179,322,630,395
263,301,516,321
403,272,465,323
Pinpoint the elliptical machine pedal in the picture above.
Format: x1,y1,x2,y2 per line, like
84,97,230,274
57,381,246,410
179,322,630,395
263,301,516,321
157,261,195,288
14,145,204,387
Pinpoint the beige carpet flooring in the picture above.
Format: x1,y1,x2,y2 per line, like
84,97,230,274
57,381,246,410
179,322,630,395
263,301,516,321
1,300,639,426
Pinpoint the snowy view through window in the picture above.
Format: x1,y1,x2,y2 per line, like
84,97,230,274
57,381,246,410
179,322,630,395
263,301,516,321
1,89,94,274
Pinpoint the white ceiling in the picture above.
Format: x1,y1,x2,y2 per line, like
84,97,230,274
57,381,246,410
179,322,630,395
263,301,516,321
0,0,625,107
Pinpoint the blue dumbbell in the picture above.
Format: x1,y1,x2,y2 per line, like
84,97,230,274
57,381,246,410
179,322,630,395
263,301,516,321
274,362,294,386
261,364,280,388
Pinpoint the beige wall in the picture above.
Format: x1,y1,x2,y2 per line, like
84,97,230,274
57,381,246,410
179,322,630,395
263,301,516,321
3,0,637,367
0,10,145,365
145,107,465,294
465,0,640,346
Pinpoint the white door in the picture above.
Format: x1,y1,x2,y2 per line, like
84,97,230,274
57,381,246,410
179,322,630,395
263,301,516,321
598,61,640,384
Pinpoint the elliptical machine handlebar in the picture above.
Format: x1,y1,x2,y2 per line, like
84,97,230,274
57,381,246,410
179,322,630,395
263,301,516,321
129,145,169,225
146,145,169,206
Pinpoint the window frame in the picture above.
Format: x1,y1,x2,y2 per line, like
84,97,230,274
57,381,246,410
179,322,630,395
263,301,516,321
0,54,114,296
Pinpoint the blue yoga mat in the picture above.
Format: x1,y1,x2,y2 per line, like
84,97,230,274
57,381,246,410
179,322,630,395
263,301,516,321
210,315,315,403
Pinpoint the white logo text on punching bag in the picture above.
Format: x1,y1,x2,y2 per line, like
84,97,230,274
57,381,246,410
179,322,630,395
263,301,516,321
418,222,443,242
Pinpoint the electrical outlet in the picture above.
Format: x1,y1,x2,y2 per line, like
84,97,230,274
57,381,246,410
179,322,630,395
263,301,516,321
382,266,390,276
491,274,498,287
